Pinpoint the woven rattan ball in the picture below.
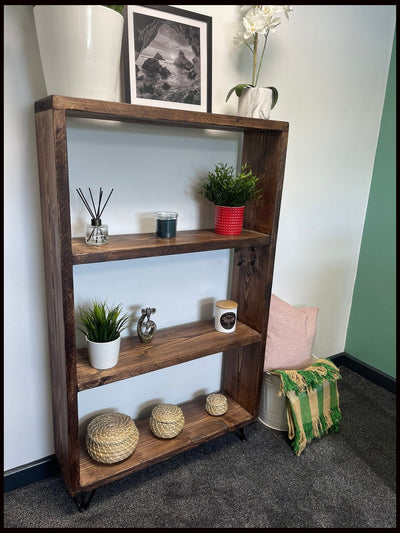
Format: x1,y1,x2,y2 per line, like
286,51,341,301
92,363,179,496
149,403,185,439
205,393,228,416
86,412,139,464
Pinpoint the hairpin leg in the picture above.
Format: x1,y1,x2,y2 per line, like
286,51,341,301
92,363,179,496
235,427,247,441
72,489,96,512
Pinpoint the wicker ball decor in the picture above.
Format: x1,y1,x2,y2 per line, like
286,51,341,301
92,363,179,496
86,412,139,464
150,403,185,439
205,393,228,416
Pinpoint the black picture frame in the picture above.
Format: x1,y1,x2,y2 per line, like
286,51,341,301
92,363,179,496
122,5,212,112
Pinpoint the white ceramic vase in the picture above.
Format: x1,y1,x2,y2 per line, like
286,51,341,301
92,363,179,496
86,335,121,370
238,87,273,119
33,5,123,101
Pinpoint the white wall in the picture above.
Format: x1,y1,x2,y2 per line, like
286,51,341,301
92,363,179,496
4,5,396,471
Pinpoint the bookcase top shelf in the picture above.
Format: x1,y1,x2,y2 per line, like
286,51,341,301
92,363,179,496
34,95,289,133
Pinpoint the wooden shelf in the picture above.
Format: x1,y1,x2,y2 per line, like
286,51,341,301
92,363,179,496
35,95,288,498
78,393,255,493
35,95,289,133
72,229,271,265
76,320,261,391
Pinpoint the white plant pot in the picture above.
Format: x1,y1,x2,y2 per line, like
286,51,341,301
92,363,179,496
86,335,121,370
33,5,123,101
238,87,273,120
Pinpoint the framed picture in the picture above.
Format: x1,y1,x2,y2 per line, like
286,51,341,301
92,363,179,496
122,5,212,112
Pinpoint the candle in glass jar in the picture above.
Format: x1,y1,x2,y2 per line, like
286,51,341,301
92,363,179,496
154,211,178,239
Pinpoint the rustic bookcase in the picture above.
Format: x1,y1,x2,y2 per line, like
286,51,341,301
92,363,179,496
34,95,288,501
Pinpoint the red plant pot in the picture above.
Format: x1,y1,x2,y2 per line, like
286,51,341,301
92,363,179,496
214,205,245,236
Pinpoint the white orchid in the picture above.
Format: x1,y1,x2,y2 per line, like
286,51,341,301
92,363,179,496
242,8,270,39
227,5,293,106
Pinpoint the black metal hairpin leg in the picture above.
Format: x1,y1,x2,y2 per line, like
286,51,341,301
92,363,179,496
72,489,96,512
235,427,247,441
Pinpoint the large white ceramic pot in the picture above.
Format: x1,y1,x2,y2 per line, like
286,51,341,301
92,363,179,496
86,334,121,370
238,87,273,119
33,5,123,101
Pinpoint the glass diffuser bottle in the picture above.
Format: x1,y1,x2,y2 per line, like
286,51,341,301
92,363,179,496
77,187,113,246
85,217,109,245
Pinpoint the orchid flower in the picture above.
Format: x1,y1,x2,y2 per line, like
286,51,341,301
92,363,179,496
227,5,293,107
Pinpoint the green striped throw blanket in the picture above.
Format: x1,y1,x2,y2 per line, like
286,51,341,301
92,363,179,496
272,359,341,456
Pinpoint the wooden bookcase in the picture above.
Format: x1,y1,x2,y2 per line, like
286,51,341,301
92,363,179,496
34,95,288,498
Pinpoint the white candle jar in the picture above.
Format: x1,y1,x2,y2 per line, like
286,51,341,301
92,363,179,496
214,300,238,333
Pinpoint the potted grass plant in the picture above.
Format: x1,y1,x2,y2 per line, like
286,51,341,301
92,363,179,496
77,300,132,370
198,162,262,235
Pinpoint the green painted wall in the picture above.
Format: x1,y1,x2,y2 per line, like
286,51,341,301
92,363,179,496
345,31,396,378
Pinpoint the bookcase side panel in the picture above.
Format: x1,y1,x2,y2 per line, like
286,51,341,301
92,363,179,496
224,129,289,416
241,130,288,236
35,108,79,493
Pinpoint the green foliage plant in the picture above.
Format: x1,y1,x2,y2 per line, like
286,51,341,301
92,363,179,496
104,5,125,14
78,300,132,343
198,163,262,208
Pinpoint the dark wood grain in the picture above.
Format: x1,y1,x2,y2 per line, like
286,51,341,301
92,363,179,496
223,126,289,416
76,320,261,391
35,96,288,497
77,394,255,494
35,95,289,133
72,229,271,264
35,108,80,493
223,246,271,415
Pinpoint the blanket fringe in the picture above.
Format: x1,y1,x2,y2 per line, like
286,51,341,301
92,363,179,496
292,407,341,456
273,358,341,397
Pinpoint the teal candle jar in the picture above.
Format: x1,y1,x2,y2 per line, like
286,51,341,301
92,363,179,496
154,211,178,239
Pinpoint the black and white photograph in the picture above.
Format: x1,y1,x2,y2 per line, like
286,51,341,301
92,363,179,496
123,5,212,112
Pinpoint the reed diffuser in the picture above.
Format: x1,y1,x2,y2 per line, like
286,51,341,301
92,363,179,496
76,187,114,245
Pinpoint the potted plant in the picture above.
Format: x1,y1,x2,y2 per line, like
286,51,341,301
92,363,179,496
198,162,262,235
226,5,293,119
33,5,124,101
77,300,132,370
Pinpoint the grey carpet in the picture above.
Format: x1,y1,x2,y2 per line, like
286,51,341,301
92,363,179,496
3,366,396,528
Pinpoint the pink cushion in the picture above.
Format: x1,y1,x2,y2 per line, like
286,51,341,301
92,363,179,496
264,294,318,372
